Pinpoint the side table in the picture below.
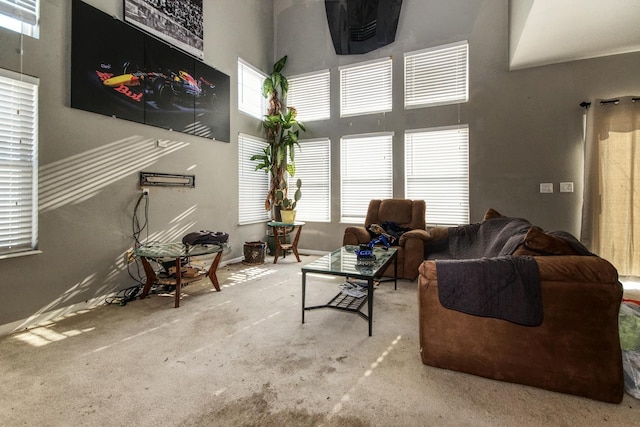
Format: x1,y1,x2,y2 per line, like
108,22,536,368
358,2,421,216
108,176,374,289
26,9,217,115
267,221,305,264
134,242,227,308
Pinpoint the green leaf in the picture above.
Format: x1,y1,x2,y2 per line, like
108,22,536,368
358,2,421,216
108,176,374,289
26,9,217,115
273,55,287,73
262,78,273,98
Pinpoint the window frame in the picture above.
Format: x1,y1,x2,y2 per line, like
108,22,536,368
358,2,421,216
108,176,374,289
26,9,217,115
339,57,393,118
340,132,394,223
238,132,270,225
291,137,331,223
404,125,469,226
0,67,39,259
237,58,267,120
0,0,39,38
287,69,331,122
404,40,469,109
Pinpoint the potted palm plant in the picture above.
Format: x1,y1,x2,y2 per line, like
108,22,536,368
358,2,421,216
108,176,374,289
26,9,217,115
250,55,306,221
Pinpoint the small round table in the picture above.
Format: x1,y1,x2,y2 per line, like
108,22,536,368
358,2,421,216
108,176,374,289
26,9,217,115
267,221,305,264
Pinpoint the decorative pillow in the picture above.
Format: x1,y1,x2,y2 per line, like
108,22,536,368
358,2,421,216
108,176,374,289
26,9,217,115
483,208,504,221
523,226,579,255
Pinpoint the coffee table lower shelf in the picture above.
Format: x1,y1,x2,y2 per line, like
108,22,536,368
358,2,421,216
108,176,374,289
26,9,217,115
305,290,371,321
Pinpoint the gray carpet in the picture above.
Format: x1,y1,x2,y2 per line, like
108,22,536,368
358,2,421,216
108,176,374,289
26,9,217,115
1,254,639,426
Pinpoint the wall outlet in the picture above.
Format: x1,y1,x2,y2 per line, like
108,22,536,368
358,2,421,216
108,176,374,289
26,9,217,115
539,183,554,193
142,188,150,196
560,182,574,193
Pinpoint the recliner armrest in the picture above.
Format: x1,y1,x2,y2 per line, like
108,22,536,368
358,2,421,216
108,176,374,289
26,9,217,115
343,226,370,245
399,229,431,246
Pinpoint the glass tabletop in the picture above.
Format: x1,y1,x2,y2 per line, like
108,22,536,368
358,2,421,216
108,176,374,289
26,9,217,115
134,242,227,258
267,221,305,227
302,245,397,279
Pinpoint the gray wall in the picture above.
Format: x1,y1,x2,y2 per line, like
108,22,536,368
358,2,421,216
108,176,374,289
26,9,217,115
275,0,640,252
0,0,273,331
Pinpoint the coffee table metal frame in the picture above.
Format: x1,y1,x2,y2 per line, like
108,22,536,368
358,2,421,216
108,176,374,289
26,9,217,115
301,245,398,336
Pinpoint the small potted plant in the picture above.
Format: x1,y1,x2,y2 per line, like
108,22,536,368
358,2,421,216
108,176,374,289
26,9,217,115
275,178,301,224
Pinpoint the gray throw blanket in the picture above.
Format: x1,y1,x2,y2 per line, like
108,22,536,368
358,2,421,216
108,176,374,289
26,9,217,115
436,255,542,326
435,217,542,326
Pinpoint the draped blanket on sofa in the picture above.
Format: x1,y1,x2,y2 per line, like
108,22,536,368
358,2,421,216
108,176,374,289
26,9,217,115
435,217,542,326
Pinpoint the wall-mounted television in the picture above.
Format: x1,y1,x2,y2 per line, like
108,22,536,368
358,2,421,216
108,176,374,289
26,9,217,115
71,0,229,142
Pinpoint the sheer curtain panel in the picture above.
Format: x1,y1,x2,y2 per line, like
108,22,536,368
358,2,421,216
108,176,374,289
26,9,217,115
581,97,640,277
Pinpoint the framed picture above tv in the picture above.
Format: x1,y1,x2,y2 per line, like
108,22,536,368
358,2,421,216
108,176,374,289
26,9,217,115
124,0,204,60
71,0,229,142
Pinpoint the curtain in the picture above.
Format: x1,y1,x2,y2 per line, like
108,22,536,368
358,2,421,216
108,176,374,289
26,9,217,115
581,97,640,277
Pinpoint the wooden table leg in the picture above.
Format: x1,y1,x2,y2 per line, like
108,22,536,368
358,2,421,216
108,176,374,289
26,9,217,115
139,256,157,299
174,257,182,308
207,251,223,291
273,226,284,264
290,225,303,262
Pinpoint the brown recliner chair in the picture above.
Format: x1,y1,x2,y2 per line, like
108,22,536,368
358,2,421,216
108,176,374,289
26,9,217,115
343,199,430,280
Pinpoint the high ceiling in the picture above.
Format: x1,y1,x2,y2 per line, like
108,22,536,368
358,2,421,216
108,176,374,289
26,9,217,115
509,0,640,70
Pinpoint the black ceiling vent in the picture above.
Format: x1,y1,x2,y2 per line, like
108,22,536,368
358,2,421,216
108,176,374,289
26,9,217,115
325,0,403,55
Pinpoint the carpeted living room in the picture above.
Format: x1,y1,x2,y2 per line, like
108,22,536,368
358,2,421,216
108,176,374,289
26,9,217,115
1,254,639,426
2,0,640,426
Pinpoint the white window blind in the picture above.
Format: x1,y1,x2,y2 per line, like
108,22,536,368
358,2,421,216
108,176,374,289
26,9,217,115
238,133,270,225
0,68,38,256
0,0,38,37
293,138,331,222
238,58,267,119
404,40,468,109
405,125,469,226
340,58,392,117
341,132,393,223
287,70,330,122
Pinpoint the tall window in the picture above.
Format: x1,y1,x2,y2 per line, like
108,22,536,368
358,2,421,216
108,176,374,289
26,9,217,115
341,132,393,223
404,40,468,109
238,58,267,119
0,68,39,257
0,0,39,38
340,58,392,117
238,133,269,225
293,138,331,222
287,70,330,122
405,125,469,226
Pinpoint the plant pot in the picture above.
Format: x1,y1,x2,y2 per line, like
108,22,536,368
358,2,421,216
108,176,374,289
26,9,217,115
280,210,296,224
243,241,266,264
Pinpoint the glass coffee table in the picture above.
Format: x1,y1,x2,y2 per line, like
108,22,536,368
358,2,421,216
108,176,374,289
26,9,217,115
301,245,398,336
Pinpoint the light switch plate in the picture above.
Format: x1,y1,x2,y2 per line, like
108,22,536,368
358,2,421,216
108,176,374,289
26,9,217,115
540,183,554,193
560,182,574,193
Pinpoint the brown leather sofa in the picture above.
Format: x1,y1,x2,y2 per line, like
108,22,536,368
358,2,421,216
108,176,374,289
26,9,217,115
343,199,430,280
417,211,624,403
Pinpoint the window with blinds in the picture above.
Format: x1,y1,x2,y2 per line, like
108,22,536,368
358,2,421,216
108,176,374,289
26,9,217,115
404,40,468,109
0,0,39,38
238,133,270,225
287,70,330,122
340,58,392,117
292,138,331,222
405,125,469,226
0,68,39,257
238,58,267,119
341,132,393,223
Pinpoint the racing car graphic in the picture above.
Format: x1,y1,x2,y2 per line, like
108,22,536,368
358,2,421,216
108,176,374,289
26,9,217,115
100,62,215,109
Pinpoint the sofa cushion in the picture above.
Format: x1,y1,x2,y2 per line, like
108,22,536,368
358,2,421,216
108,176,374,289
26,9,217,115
523,226,580,255
483,208,504,220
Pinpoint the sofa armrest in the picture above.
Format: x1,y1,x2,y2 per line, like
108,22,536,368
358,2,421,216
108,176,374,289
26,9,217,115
535,255,619,283
398,229,430,246
343,226,370,245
